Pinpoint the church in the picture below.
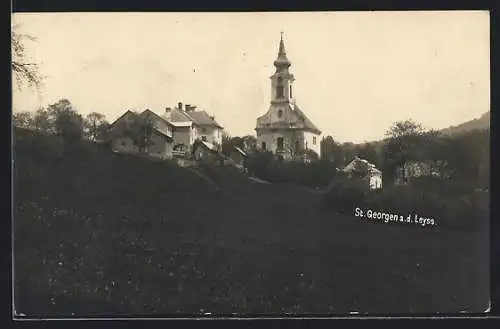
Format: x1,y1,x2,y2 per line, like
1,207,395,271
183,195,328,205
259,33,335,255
255,33,322,162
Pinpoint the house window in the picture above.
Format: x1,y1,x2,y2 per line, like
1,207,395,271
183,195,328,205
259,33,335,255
202,127,207,133
313,136,317,145
277,137,284,149
276,77,284,99
277,109,283,118
201,136,207,142
261,142,267,150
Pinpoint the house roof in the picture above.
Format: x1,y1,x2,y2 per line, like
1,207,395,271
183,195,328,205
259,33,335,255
164,107,223,129
109,110,141,128
169,121,192,127
167,108,194,123
109,109,173,140
140,109,173,127
342,156,381,175
233,146,247,157
193,140,219,152
188,110,223,128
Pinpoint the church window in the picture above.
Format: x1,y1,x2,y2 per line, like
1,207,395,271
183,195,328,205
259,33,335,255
277,137,284,149
290,85,293,98
277,109,283,118
276,76,284,99
261,142,267,150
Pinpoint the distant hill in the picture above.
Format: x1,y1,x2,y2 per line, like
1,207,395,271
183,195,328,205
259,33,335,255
440,111,490,136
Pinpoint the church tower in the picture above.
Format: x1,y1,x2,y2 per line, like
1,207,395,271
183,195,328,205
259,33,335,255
270,32,295,105
255,32,322,162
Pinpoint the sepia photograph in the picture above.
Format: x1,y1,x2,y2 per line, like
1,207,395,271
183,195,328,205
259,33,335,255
12,11,490,318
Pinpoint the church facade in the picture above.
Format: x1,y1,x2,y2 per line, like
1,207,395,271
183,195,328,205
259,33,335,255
255,33,322,162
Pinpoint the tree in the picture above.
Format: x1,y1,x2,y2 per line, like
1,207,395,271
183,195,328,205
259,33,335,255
383,119,425,184
121,115,156,153
11,24,43,90
221,130,233,156
32,108,52,133
47,99,84,142
320,136,336,162
13,111,34,129
84,112,108,141
355,142,379,167
341,142,357,165
242,135,257,153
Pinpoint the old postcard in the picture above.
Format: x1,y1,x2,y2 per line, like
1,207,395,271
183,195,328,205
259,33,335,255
12,11,490,318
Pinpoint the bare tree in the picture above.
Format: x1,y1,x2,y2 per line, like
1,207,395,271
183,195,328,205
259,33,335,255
11,23,43,90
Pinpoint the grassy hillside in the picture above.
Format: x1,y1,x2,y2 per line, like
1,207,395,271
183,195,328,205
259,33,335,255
13,128,489,316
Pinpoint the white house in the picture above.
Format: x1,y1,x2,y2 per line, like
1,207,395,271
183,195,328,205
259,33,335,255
163,102,224,156
341,156,383,190
108,102,224,160
255,33,322,162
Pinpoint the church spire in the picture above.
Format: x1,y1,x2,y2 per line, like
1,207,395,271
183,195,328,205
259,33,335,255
274,32,291,68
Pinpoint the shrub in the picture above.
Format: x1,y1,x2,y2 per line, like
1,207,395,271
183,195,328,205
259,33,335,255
324,176,370,214
357,180,488,231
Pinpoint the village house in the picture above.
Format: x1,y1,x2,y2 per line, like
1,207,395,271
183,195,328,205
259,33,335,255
107,109,174,159
255,33,322,162
108,102,224,160
164,102,224,157
192,139,223,164
395,160,449,185
341,156,383,190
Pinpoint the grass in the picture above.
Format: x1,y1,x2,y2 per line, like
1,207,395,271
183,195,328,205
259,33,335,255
13,128,489,316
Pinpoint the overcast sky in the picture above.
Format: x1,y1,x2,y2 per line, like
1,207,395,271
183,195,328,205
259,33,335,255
12,11,489,143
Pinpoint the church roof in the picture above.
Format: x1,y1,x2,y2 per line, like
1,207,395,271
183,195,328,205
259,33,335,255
255,103,321,135
292,103,321,135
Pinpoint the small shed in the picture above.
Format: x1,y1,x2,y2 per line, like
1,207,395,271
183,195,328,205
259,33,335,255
193,139,223,165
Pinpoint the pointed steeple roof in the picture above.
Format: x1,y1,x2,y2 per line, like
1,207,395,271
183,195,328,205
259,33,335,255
273,32,291,68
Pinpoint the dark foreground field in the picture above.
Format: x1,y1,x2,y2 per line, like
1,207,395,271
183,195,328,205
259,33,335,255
13,129,489,317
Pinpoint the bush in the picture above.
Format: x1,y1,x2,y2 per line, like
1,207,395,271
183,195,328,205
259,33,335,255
324,176,370,214
246,152,338,188
356,180,488,231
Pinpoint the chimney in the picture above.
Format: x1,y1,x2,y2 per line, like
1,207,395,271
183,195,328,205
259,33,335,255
164,107,172,119
185,104,191,112
210,115,215,120
178,102,183,110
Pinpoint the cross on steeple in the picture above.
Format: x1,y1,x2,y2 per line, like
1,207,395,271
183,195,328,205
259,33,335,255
274,32,291,68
